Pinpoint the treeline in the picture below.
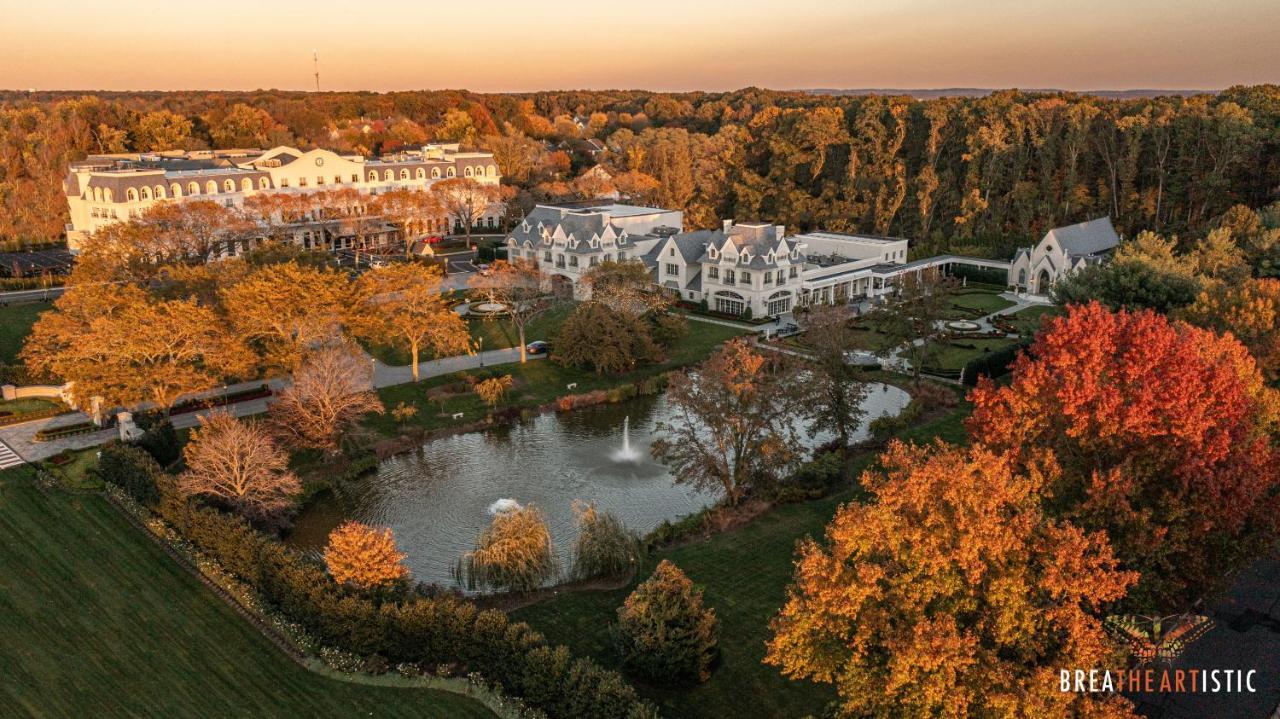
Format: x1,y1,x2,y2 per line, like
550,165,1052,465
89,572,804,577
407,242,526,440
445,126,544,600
3,86,1278,257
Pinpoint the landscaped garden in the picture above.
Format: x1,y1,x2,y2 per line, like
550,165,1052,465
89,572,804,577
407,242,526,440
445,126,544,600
0,465,496,719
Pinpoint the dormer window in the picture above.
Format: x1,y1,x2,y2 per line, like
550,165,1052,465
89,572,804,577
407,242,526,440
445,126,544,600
709,247,717,259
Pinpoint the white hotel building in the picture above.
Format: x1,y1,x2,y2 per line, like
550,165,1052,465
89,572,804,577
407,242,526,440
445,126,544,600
63,143,502,252
503,202,982,317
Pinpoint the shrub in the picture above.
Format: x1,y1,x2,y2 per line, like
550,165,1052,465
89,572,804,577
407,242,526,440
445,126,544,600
97,443,164,506
570,501,643,581
911,381,959,412
962,339,1032,386
132,419,181,466
616,560,719,685
454,505,557,593
324,521,410,590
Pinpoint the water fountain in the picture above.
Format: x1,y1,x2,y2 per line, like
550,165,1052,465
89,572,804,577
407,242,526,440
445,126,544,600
612,415,642,462
487,498,522,515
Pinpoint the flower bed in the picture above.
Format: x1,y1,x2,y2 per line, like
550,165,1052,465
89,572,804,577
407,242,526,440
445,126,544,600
0,405,67,427
34,420,104,442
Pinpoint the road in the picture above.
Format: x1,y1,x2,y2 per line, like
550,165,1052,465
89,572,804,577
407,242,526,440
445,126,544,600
0,286,65,304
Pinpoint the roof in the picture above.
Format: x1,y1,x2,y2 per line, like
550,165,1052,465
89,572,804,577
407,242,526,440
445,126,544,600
1045,216,1120,256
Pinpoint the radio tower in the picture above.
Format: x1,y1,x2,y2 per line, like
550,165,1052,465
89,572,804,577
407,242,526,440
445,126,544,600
313,50,320,92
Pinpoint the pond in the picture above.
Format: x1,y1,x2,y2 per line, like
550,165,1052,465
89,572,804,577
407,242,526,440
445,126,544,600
287,383,911,590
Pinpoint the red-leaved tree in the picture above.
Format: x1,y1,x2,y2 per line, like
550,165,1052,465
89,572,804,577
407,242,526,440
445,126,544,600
968,302,1280,610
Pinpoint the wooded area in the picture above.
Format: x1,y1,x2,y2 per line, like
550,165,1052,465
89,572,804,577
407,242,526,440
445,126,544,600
3,86,1277,257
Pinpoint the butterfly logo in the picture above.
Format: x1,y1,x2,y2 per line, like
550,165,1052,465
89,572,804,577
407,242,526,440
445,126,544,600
1104,613,1214,666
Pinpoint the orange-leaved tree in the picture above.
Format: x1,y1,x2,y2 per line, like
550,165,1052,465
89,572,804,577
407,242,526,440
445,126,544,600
968,301,1280,610
1181,277,1280,381
350,262,470,382
766,441,1138,719
323,521,409,589
220,261,352,372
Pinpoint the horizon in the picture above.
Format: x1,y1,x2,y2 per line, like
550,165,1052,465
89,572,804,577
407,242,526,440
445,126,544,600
1,0,1276,92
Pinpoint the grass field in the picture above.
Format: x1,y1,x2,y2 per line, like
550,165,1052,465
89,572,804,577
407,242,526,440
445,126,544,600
368,320,745,436
0,466,495,719
923,336,1023,371
512,403,972,719
1004,304,1060,336
0,300,50,364
947,289,1016,317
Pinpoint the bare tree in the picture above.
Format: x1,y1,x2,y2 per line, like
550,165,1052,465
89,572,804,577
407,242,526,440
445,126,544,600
796,304,870,446
468,259,556,363
268,343,385,453
864,270,957,385
432,177,499,249
178,410,301,521
652,340,805,505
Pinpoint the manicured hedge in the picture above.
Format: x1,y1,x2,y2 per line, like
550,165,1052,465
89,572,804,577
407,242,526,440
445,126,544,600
33,420,101,441
961,339,1033,386
0,405,64,427
108,449,656,719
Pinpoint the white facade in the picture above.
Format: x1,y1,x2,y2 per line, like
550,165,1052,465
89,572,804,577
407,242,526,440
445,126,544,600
1009,217,1121,294
64,143,501,252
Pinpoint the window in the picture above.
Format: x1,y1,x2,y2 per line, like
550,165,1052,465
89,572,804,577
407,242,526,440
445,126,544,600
543,251,552,262
707,267,719,280
223,179,235,193
767,292,792,316
140,186,151,200
665,263,679,276
668,247,675,256
298,177,307,187
789,266,798,279
432,167,441,178
188,182,200,195
126,188,139,202
569,256,579,268
714,292,746,316
416,168,425,179
280,178,289,188
446,167,456,178
724,269,735,285
741,271,751,283
776,270,785,285
464,166,473,177
385,170,394,181
487,164,497,177
400,169,409,180
206,181,217,194
316,176,325,185
555,254,565,268
155,185,166,199
351,174,358,183
368,171,378,182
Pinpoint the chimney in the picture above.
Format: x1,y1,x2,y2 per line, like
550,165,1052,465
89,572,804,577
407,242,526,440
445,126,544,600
775,225,786,240
722,219,733,233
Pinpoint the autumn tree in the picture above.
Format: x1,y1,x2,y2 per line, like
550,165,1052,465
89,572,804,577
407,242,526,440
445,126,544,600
864,270,956,385
221,261,351,372
431,177,499,248
553,302,662,374
766,441,1137,719
468,259,555,363
1052,257,1202,314
1181,278,1280,380
453,504,556,593
324,521,410,590
133,110,193,151
968,302,1280,610
474,374,514,412
207,103,277,148
616,560,720,686
178,411,301,522
652,340,805,505
268,343,385,454
580,260,669,317
351,263,470,381
796,304,870,445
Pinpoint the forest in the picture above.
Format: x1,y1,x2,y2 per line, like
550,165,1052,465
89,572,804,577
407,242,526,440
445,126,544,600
1,85,1277,258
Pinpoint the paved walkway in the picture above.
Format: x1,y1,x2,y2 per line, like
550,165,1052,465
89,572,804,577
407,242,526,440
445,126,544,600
0,348,543,463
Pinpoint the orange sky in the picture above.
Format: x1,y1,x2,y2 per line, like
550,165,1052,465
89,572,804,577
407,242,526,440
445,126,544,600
1,0,1276,92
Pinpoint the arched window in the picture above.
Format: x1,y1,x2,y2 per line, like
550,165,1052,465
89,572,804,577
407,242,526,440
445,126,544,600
223,179,235,193
280,178,289,188
170,183,182,197
140,186,152,200
464,166,473,177
431,167,441,178
206,181,217,195
1017,269,1027,285
154,185,166,199
487,164,497,177
93,187,103,202
188,182,200,196
415,168,425,179
126,187,139,202
241,178,253,192
259,177,270,190
399,169,409,180
446,167,455,177
368,171,378,182
384,170,394,181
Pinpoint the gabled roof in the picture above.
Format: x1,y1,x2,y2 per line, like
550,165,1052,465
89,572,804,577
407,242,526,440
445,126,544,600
1044,216,1120,257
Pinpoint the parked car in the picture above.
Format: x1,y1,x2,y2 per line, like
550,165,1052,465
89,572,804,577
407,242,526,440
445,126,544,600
526,340,550,355
476,263,493,276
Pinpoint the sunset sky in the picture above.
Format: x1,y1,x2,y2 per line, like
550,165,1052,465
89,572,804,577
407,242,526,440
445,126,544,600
1,0,1276,92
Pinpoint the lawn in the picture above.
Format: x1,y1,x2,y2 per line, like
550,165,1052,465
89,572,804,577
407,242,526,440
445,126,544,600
364,303,573,365
511,402,972,719
1005,304,1060,336
946,289,1016,317
0,465,494,719
923,336,1023,371
367,321,745,436
0,300,50,365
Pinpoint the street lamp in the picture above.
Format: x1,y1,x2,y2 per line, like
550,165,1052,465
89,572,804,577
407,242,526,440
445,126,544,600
478,337,485,367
